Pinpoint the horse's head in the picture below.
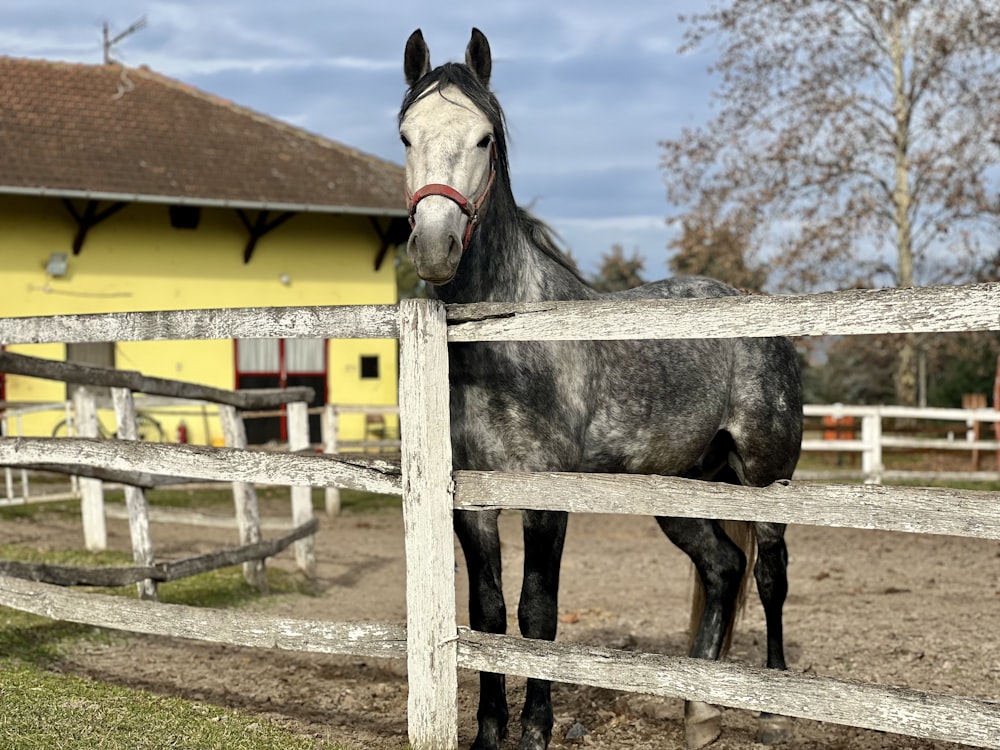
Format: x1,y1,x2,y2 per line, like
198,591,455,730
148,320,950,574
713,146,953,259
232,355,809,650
399,28,499,285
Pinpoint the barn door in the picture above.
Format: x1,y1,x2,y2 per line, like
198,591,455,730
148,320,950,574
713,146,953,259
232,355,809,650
235,338,327,445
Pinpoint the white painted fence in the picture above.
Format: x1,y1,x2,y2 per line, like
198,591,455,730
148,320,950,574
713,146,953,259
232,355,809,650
1,400,79,504
800,403,1000,484
0,283,999,748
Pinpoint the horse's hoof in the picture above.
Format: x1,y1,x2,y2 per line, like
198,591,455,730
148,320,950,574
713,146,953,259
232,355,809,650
756,713,792,745
684,700,722,749
517,726,550,750
470,722,506,750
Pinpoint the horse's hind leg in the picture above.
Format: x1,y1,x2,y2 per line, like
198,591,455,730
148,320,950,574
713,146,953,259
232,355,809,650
455,509,509,750
753,520,792,745
517,509,569,750
656,516,748,749
732,449,794,744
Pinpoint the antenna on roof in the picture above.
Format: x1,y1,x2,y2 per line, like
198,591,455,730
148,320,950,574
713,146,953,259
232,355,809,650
103,16,148,65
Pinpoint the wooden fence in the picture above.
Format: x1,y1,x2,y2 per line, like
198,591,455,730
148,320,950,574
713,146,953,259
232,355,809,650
0,349,320,596
1,399,79,504
800,403,1000,483
1,284,999,748
1,396,397,518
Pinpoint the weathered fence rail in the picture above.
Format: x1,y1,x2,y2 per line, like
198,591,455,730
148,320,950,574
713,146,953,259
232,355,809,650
0,518,317,587
0,351,310,409
1,282,999,749
0,438,400,493
453,471,1000,540
2,398,400,510
0,305,399,344
444,282,1000,340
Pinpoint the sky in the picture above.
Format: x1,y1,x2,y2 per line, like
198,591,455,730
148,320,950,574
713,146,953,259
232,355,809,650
1,1,720,276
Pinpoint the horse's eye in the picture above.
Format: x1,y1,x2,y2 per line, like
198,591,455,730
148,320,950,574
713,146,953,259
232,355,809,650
476,135,493,149
400,134,411,148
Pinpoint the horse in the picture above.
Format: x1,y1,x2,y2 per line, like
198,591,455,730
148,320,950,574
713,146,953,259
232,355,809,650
399,28,803,750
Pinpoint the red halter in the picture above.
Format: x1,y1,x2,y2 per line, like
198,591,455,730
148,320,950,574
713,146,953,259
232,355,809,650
406,142,497,250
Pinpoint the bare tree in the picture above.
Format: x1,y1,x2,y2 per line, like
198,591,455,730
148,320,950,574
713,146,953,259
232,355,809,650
662,0,1000,405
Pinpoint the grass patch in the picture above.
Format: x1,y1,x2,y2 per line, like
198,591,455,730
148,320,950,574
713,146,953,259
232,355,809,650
0,607,102,665
884,477,1000,492
0,498,81,521
0,479,398,750
0,544,310,661
98,486,403,515
0,661,346,749
0,548,352,748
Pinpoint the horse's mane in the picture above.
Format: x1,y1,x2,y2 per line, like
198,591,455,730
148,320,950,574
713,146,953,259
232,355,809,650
517,208,590,286
400,63,591,289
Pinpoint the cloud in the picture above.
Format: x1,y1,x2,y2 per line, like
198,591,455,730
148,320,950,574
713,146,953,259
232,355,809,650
555,214,668,233
553,215,673,276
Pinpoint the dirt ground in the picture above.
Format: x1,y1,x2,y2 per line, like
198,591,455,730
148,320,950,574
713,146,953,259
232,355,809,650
7,500,1000,749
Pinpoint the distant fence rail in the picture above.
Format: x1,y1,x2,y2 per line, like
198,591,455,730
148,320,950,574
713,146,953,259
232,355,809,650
799,403,1000,483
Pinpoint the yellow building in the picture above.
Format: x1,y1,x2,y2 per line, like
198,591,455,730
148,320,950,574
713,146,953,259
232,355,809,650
0,58,408,445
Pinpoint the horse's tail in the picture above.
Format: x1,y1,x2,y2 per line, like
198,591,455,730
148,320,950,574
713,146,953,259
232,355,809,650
688,520,756,656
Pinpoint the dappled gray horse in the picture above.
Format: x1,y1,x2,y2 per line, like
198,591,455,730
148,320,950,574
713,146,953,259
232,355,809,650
399,28,803,750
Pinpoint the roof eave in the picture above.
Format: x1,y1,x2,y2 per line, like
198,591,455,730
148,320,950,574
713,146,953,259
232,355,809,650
0,185,408,218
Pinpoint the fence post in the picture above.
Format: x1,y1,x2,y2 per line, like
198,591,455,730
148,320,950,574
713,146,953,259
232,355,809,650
861,411,883,485
286,400,317,577
398,298,458,750
62,401,80,496
111,387,157,600
321,403,341,516
13,414,30,500
2,414,15,504
74,387,107,551
219,404,267,592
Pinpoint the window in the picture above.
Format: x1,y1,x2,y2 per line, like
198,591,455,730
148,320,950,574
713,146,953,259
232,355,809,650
360,355,379,379
169,205,201,229
234,338,328,444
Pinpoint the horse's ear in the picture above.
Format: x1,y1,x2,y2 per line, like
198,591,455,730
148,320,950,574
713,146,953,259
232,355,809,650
465,28,492,87
404,29,431,86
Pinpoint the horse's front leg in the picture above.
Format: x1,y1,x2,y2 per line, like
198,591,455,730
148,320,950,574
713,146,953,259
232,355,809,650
517,509,569,750
455,509,509,750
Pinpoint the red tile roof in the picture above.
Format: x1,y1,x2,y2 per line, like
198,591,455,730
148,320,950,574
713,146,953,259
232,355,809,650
0,57,405,216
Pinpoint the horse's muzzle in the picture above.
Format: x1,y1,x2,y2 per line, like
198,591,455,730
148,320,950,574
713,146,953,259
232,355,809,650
407,227,463,285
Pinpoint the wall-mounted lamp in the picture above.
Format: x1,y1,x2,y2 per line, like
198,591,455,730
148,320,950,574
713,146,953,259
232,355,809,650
45,252,68,277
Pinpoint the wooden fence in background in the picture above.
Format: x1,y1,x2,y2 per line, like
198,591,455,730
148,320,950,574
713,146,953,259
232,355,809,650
1,397,398,518
0,349,318,595
0,284,999,748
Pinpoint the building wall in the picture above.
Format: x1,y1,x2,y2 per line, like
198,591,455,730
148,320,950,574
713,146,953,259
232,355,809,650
0,196,398,444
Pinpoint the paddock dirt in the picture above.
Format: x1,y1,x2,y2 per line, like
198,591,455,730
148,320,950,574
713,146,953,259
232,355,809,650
8,497,1000,749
